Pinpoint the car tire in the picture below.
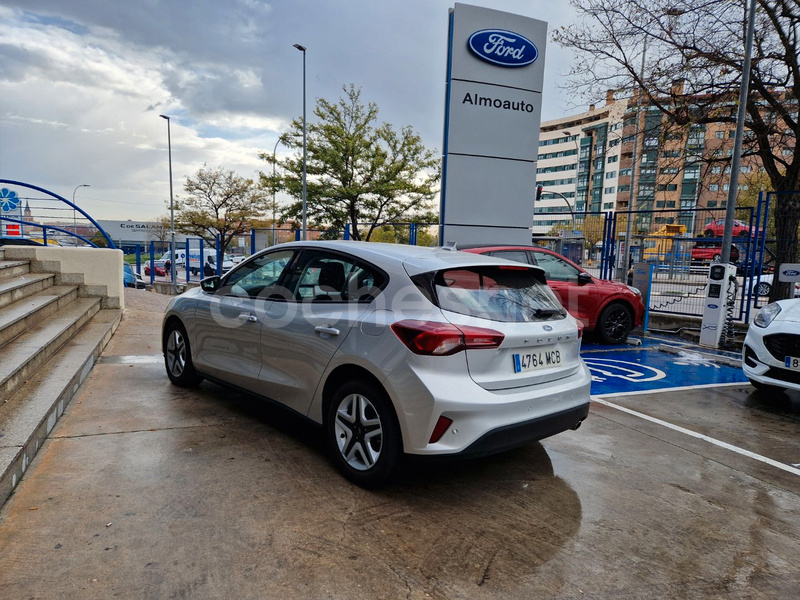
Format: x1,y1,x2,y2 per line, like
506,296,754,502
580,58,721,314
737,230,749,237
325,380,400,488
704,229,714,238
754,282,772,296
163,321,204,387
597,302,634,344
748,378,784,394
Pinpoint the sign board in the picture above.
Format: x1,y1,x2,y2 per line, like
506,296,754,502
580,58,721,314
440,3,546,246
778,263,800,282
97,220,187,244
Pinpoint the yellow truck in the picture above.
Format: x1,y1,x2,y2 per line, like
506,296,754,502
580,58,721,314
642,224,687,263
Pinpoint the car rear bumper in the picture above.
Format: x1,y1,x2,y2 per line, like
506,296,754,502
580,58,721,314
385,354,592,455
454,401,590,458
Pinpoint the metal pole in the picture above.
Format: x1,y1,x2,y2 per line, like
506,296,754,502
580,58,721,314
272,137,280,246
621,39,648,281
721,0,757,264
543,189,575,231
294,44,308,241
160,114,177,294
72,184,90,239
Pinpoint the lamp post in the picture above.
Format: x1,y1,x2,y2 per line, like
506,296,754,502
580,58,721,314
721,0,757,265
293,43,308,241
159,114,177,295
271,137,281,246
72,184,90,238
542,189,576,231
561,130,580,227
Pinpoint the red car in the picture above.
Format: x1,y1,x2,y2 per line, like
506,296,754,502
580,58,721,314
703,218,751,238
461,246,645,344
144,262,167,277
690,243,739,264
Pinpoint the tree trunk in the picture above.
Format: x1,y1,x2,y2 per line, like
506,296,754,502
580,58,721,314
768,191,800,303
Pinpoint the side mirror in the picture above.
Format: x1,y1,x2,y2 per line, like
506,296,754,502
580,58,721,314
577,272,592,286
200,276,221,293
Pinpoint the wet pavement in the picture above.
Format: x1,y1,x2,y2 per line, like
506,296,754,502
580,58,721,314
1,289,799,599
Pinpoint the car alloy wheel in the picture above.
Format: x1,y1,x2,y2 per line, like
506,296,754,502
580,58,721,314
756,282,772,297
326,381,399,488
598,303,633,344
164,322,203,387
712,253,722,262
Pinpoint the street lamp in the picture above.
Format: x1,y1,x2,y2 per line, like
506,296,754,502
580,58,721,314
561,130,580,222
293,43,308,241
72,184,90,237
272,136,281,246
159,114,177,295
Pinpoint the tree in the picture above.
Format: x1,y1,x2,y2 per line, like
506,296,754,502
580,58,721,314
176,166,267,252
147,215,172,251
555,0,800,300
261,84,440,241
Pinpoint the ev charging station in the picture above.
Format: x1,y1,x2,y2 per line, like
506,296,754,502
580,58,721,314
699,263,739,348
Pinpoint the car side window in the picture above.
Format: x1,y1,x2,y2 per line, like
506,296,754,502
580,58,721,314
531,251,580,282
490,250,532,265
285,250,387,303
223,250,295,298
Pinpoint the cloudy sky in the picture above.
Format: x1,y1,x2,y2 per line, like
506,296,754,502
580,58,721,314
0,0,585,221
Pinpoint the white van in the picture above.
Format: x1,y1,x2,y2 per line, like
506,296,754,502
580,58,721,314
188,248,234,276
159,249,187,267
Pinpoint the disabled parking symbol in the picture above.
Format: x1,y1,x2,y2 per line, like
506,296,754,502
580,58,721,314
583,358,667,384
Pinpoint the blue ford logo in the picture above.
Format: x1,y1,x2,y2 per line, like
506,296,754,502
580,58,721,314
468,29,538,67
543,325,553,331
707,304,719,310
783,269,800,277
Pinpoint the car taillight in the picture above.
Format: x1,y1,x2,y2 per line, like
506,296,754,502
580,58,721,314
390,320,504,356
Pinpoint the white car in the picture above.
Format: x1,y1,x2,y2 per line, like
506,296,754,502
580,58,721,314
750,274,800,297
162,241,592,487
743,298,800,393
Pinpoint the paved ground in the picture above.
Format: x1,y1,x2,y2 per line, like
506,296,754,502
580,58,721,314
1,289,799,599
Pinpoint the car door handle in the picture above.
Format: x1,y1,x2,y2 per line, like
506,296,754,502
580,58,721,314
238,312,258,323
314,326,340,336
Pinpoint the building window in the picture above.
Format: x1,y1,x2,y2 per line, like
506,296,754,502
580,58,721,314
711,166,722,174
707,200,718,207
606,171,616,179
609,138,620,147
715,131,725,139
661,150,681,158
657,184,678,191
608,155,619,163
604,186,616,194
723,183,730,191
618,184,631,192
619,168,632,177
709,183,719,191
666,201,676,208
782,148,793,156
603,202,614,210
660,167,680,174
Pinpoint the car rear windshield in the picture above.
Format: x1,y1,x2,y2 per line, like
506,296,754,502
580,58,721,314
430,266,567,322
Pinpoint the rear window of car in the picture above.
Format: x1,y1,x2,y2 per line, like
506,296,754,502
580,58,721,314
431,266,567,322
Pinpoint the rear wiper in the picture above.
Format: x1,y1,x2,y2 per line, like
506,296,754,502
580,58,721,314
533,308,561,318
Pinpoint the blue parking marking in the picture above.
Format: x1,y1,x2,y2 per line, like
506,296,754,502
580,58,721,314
580,338,749,396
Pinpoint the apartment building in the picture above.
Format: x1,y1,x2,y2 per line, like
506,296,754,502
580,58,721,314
533,92,628,234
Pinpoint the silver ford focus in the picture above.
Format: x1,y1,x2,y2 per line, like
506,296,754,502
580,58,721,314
162,241,591,487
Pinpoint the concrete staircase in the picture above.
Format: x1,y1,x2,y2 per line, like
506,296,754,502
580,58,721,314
0,247,122,506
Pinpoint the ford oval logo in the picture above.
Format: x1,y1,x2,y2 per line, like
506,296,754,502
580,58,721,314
783,269,800,277
707,304,719,310
468,29,538,67
543,325,553,331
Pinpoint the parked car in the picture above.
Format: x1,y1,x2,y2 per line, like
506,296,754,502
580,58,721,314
743,298,800,393
461,245,644,344
162,241,591,487
690,243,740,264
123,263,146,289
750,273,800,297
144,260,167,277
703,218,751,238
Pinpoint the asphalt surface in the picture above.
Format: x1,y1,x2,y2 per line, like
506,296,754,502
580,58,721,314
0,289,798,599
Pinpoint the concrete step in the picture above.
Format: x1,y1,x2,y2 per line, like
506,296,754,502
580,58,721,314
0,273,54,311
0,285,80,348
0,308,122,507
0,296,101,403
0,260,30,281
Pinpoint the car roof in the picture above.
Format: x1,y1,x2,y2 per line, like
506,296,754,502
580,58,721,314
268,240,545,276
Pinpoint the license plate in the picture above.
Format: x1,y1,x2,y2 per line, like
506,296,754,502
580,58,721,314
513,349,561,373
785,356,800,371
